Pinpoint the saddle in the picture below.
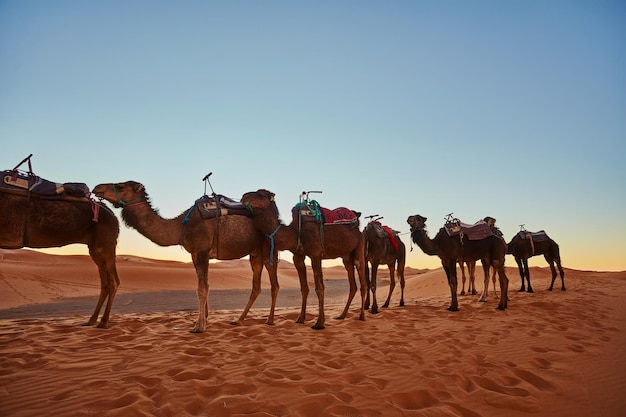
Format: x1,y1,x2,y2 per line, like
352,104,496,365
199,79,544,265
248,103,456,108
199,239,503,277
444,219,493,241
194,194,252,219
369,221,400,251
1,169,90,200
292,200,359,225
517,230,550,242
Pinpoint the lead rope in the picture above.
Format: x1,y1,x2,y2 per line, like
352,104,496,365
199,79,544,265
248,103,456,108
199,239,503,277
266,224,282,266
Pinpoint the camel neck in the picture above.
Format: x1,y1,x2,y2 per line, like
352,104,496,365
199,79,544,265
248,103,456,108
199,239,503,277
121,202,184,247
411,227,440,256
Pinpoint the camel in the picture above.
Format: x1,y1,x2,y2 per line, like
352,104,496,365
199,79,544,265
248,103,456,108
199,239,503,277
0,171,120,329
407,214,509,311
93,181,279,333
241,189,367,330
362,218,406,313
459,216,502,300
507,228,565,292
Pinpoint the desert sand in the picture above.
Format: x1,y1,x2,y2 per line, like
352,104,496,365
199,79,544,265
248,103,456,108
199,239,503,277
1,249,625,417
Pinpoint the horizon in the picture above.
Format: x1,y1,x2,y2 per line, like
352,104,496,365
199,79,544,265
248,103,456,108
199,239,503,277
1,1,625,271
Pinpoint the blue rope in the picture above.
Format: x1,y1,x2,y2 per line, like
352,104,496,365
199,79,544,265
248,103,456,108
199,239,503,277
182,205,195,225
267,224,282,266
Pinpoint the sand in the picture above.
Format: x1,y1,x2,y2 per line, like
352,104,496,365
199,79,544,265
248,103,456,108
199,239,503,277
1,249,625,417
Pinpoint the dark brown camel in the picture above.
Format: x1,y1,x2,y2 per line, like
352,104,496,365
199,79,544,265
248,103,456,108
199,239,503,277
407,214,509,311
507,229,565,292
459,216,502,300
241,189,367,330
93,181,278,333
363,218,406,313
0,185,120,328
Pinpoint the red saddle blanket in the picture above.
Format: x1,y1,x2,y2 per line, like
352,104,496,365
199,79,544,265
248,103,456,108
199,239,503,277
321,207,357,224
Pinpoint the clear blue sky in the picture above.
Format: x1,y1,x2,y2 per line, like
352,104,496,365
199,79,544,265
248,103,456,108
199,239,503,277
1,1,625,271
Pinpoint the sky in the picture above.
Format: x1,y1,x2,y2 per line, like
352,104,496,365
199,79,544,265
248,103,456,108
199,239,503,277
1,1,625,272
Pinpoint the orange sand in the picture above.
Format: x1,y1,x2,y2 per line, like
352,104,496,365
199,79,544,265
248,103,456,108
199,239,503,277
1,249,625,417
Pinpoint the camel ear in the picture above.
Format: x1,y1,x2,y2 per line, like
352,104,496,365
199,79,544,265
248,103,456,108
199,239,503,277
270,192,275,201
135,183,144,192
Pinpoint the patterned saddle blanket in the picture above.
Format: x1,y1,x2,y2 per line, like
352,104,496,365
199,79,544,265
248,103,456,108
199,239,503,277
368,221,400,251
1,169,90,199
293,200,359,225
195,194,252,219
445,219,493,241
517,230,550,242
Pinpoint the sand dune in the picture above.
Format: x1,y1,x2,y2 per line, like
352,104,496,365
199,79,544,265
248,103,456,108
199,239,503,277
1,249,625,416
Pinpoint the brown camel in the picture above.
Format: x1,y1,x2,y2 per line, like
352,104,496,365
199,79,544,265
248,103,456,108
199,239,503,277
507,228,565,292
241,189,367,330
363,217,406,313
459,216,503,300
407,214,509,311
93,181,279,333
1,172,120,329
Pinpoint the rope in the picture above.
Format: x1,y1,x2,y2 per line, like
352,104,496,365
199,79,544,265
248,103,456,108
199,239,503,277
266,224,282,266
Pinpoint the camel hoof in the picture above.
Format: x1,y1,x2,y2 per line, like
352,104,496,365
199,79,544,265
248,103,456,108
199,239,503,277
561,287,566,291
447,306,459,312
478,299,486,303
230,320,242,326
96,322,109,329
311,324,325,330
399,301,405,307
496,306,506,311
548,288,554,292
527,288,534,293
460,291,466,296
189,328,204,334
518,288,526,292
382,303,390,308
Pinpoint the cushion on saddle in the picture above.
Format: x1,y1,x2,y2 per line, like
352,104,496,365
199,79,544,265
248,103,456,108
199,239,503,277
1,169,90,198
293,200,358,225
445,220,493,240
517,230,550,242
321,207,357,224
195,194,252,219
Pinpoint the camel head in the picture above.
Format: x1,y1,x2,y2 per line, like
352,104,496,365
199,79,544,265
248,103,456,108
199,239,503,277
93,181,147,208
407,215,427,232
240,189,276,213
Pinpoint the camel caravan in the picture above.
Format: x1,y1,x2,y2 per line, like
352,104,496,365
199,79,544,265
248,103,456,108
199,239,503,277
1,155,566,332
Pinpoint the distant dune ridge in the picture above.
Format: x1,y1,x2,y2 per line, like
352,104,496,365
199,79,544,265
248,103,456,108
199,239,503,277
1,249,625,417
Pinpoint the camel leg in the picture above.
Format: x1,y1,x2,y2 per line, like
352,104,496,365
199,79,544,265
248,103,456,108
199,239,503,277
459,261,467,296
495,263,509,310
516,258,526,291
443,258,459,311
311,257,326,330
86,247,119,329
524,258,534,293
492,267,499,299
369,261,379,314
293,253,309,324
398,257,406,307
478,260,490,302
557,258,566,291
232,253,265,326
382,262,395,308
355,252,367,321
364,261,371,310
191,251,210,333
265,260,280,325
469,261,477,295
337,257,358,319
